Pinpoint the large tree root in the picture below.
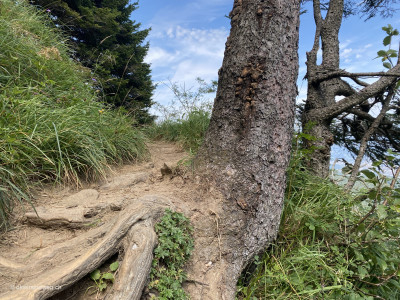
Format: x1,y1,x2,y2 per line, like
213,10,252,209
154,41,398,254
0,196,169,300
105,220,157,300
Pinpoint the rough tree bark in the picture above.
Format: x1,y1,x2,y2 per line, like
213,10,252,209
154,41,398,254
302,0,400,178
193,0,300,298
302,0,345,178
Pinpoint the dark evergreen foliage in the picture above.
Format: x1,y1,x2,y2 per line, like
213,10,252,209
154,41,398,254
30,0,154,123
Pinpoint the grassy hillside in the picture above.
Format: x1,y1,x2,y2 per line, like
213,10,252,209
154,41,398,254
0,0,147,227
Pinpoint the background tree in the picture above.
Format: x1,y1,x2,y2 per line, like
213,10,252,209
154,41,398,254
191,0,300,298
30,0,154,123
300,0,400,178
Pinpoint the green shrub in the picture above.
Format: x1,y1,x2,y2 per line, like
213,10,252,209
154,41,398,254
147,109,210,154
0,0,147,228
149,209,194,299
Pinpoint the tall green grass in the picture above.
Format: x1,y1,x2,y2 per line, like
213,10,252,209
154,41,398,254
237,137,400,299
146,79,214,154
147,109,210,154
0,0,147,228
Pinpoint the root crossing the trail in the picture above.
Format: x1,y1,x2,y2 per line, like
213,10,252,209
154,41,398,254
0,142,229,300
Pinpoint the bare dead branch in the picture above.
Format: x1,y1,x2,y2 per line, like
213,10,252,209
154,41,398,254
306,0,322,66
307,63,400,120
345,88,395,191
346,108,393,126
350,77,370,87
312,69,400,84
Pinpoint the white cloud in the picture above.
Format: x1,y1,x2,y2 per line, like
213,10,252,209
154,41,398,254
145,25,228,107
340,39,352,49
341,48,353,58
145,47,179,66
338,39,383,74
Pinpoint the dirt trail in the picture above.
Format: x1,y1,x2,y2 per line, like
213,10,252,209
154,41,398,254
0,141,223,299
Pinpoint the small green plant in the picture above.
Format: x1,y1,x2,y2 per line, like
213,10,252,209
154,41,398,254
149,209,194,299
376,24,399,71
88,261,119,293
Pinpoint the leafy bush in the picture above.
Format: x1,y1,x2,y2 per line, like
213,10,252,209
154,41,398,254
149,209,194,299
237,135,400,299
0,0,147,228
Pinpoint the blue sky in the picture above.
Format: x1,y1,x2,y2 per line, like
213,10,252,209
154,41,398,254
133,1,399,167
134,1,399,110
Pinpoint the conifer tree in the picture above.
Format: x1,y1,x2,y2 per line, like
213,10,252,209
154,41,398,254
30,0,154,123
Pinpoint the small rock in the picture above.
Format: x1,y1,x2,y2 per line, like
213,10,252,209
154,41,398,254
146,162,155,169
110,203,123,211
83,205,106,218
160,163,173,177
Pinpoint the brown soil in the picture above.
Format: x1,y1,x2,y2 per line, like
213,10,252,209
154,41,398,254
0,142,225,300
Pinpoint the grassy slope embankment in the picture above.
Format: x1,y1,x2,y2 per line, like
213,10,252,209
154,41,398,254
0,0,147,227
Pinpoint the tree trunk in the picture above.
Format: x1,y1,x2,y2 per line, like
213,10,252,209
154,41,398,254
301,0,400,177
301,0,345,178
193,0,300,297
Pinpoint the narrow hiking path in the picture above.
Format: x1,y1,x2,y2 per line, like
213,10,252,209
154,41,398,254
0,141,225,299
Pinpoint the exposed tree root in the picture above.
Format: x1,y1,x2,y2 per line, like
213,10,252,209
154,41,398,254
0,196,168,300
105,220,157,300
25,206,96,229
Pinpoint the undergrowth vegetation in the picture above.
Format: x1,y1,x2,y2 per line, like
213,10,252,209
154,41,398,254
237,134,400,299
0,0,146,227
149,209,194,299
